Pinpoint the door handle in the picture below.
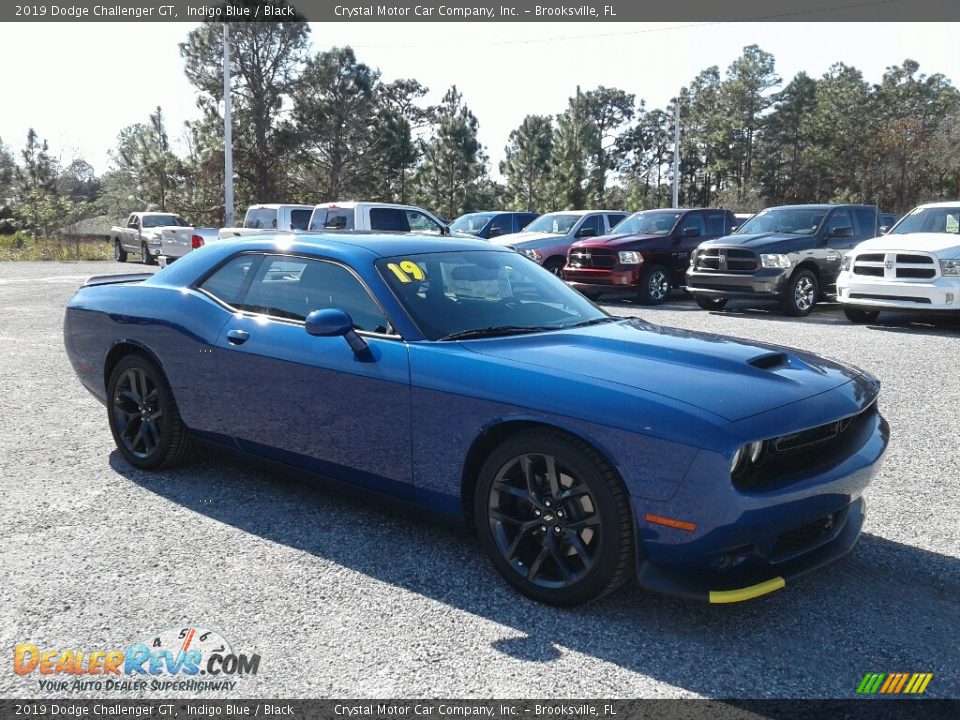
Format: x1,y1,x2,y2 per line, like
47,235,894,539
226,329,250,345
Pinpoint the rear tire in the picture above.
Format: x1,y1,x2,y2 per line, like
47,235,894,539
843,307,880,324
694,295,728,311
107,354,193,470
474,429,634,606
114,240,127,263
781,269,819,317
637,264,671,305
141,243,157,266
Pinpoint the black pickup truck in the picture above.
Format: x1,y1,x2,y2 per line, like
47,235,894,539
685,204,879,316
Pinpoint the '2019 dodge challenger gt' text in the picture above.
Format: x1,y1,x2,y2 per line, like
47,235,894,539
64,233,888,605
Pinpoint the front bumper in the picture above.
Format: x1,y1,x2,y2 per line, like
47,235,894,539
631,407,888,603
564,266,642,295
686,268,791,299
837,273,960,312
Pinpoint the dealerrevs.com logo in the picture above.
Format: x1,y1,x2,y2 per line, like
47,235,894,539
14,626,261,693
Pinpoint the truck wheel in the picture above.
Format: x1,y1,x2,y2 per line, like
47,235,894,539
637,265,671,305
694,295,728,311
781,269,819,317
843,308,880,324
544,258,565,279
114,241,127,263
141,243,157,266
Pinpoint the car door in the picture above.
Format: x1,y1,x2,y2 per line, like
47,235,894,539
126,215,140,253
673,211,707,279
206,253,413,498
821,207,857,283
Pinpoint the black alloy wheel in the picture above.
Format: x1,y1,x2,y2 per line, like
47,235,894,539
475,430,634,605
782,269,819,316
638,265,671,305
107,355,193,470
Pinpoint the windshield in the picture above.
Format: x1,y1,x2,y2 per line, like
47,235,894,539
521,214,579,235
612,211,682,235
377,250,608,340
450,213,496,235
735,207,827,235
889,206,960,235
142,214,187,228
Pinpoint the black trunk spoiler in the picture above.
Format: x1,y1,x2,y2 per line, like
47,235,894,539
83,273,154,287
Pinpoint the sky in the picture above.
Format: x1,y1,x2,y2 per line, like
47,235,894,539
0,21,958,182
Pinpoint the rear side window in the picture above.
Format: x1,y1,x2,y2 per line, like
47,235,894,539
311,209,355,231
370,208,411,232
244,208,278,229
290,209,312,231
853,207,878,238
199,255,261,306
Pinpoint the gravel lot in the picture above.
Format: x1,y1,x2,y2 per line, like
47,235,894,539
1,260,958,700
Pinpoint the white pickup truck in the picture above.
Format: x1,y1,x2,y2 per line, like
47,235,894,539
112,212,196,265
837,201,960,322
307,202,449,235
218,204,315,239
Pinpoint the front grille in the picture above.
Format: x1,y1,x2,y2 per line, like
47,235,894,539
695,247,758,273
568,249,615,269
772,511,843,561
853,251,939,280
735,402,879,491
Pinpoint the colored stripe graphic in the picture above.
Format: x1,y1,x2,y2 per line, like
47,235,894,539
857,672,932,694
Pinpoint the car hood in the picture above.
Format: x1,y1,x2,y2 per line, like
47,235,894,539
573,232,663,249
489,232,565,247
702,232,816,252
461,319,860,422
852,233,960,256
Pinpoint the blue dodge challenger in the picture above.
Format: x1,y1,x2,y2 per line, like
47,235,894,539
64,234,888,605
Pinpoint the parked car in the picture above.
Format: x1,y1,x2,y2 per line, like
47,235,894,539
449,211,540,239
112,212,196,265
219,204,315,239
157,227,220,268
879,212,901,234
65,232,887,606
308,201,449,235
686,204,879,316
491,210,628,276
837,201,960,323
564,208,737,304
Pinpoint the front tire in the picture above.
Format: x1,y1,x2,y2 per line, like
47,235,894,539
474,430,634,606
141,243,157,265
843,307,880,324
114,240,127,263
781,269,819,317
107,354,193,470
637,264,671,305
544,258,565,279
694,295,728,311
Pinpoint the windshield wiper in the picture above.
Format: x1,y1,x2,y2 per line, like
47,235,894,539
563,317,620,329
440,325,556,341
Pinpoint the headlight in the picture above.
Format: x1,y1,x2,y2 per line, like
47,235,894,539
689,250,700,267
618,251,643,265
520,248,542,262
841,255,852,271
730,440,766,477
940,258,960,276
760,253,792,269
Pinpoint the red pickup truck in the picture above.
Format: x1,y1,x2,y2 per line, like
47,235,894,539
564,208,737,304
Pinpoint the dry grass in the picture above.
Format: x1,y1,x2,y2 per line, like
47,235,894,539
0,236,114,262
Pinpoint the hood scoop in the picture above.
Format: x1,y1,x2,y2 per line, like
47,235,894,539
748,351,789,370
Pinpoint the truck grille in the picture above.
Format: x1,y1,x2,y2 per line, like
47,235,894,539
695,247,758,273
852,251,938,280
568,248,616,269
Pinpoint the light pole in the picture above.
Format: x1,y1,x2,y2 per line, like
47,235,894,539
672,98,680,209
223,23,233,228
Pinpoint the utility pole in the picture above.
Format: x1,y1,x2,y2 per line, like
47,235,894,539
223,23,234,228
672,98,680,209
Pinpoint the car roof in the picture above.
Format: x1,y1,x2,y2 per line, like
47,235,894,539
542,209,626,216
218,232,507,258
765,204,874,210
912,201,960,209
246,204,314,210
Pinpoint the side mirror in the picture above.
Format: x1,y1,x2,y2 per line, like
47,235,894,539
577,227,596,238
879,226,890,234
829,226,855,238
441,225,450,236
681,227,701,238
305,308,369,355
488,227,503,238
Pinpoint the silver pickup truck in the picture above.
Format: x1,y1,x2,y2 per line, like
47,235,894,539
112,212,197,265
218,204,315,240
